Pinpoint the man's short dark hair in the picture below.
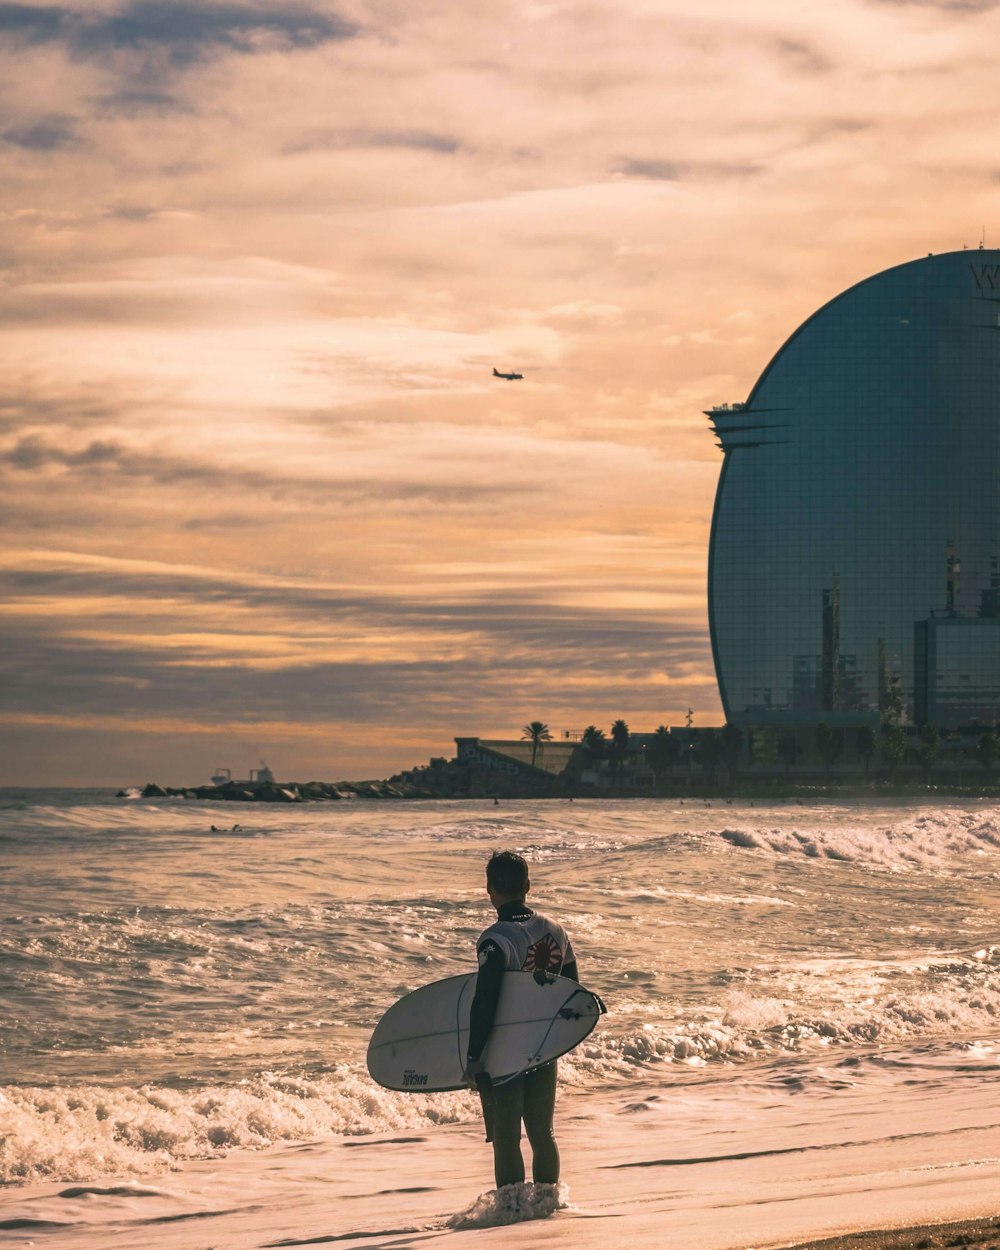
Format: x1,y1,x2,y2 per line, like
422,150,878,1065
487,849,529,896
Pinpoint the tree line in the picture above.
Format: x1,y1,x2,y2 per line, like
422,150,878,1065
522,718,1000,786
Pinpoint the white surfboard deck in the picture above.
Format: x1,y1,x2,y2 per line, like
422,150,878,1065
367,970,606,1093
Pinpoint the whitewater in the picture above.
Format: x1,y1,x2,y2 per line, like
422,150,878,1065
2,791,1000,1249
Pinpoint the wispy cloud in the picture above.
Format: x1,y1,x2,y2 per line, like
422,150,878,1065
0,2,357,62
867,0,997,10
3,113,80,149
0,548,711,785
287,128,464,155
3,0,1000,781
94,88,192,116
617,158,761,181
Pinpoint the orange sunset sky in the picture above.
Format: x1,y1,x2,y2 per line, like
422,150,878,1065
2,0,1000,786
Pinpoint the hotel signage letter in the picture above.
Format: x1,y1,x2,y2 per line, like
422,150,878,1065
970,263,1000,291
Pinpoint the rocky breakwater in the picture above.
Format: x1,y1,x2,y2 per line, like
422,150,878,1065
125,778,436,803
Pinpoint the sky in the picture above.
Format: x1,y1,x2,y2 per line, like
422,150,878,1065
2,0,1000,786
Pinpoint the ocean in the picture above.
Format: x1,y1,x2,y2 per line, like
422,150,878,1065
3,791,1000,1247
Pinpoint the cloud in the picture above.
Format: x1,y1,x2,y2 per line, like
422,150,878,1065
2,435,123,470
3,113,80,150
102,204,160,222
618,159,684,181
0,4,63,41
367,130,462,154
94,88,191,116
0,434,536,510
9,0,1000,783
287,128,463,155
773,37,832,73
0,2,358,64
0,547,712,768
0,615,711,749
867,0,997,9
617,158,761,181
0,379,132,435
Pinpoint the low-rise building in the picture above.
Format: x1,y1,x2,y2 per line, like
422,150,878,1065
454,737,581,778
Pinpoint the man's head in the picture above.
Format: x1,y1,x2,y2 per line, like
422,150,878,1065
486,849,530,904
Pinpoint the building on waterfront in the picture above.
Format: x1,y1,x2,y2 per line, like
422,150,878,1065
707,249,1000,733
452,735,664,788
454,736,581,778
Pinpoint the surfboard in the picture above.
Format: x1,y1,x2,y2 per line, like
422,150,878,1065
366,970,606,1093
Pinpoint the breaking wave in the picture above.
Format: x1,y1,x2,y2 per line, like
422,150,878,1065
5,940,1000,1184
714,809,1000,870
562,944,1000,1080
0,1070,474,1184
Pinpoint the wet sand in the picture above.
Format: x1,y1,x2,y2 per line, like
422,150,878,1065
781,1215,1000,1250
4,1076,999,1250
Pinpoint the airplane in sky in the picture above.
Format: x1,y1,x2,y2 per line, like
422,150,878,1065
493,367,523,380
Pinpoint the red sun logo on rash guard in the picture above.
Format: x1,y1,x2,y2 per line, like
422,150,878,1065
524,935,563,973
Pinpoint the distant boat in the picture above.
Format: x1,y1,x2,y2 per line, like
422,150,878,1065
211,768,232,786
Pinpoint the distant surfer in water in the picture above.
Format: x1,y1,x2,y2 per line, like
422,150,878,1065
464,850,577,1189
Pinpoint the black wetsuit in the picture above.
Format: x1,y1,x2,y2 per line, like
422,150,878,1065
467,901,578,1188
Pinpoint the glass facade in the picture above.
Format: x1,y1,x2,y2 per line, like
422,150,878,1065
708,250,1000,731
914,618,1000,727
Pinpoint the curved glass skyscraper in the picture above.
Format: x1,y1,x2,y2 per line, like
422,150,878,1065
708,250,1000,731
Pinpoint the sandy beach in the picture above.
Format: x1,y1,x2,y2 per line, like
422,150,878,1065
785,1220,1000,1250
4,1050,999,1250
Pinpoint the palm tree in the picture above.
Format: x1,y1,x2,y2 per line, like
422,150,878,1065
577,725,610,780
610,719,630,785
521,720,552,769
647,725,679,788
581,725,606,772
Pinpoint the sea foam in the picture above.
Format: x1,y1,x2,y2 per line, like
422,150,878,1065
0,1071,474,1184
446,1182,570,1228
715,809,1000,870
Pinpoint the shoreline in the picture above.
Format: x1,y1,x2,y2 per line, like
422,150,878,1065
120,779,1000,804
4,1066,999,1250
778,1214,1000,1250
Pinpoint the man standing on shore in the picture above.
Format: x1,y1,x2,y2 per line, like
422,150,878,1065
463,850,577,1189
